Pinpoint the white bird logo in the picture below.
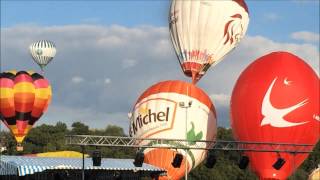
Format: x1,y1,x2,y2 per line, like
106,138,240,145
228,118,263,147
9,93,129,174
260,77,309,127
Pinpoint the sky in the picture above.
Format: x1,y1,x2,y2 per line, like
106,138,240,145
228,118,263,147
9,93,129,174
1,0,319,133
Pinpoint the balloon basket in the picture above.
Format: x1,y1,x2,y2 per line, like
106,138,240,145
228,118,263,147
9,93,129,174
16,145,23,152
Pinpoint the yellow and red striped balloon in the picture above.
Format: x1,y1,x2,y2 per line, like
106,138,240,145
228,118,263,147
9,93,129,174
0,70,52,146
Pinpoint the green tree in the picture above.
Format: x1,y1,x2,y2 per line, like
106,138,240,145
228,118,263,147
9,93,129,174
70,121,89,135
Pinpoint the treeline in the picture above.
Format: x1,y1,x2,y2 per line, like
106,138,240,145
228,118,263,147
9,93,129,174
0,122,319,179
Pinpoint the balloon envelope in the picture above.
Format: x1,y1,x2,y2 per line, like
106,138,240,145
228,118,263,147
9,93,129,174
29,40,56,70
0,70,52,145
169,0,249,83
230,52,319,179
129,80,217,179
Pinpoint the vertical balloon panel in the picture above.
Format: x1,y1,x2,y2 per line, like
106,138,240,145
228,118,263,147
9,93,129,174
169,0,249,83
230,52,319,179
129,80,217,179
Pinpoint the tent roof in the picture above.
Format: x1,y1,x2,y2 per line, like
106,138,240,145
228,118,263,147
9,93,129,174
0,155,166,176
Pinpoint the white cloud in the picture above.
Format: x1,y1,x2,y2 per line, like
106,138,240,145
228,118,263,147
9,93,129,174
104,78,111,84
71,76,84,83
122,58,137,69
290,31,320,43
263,13,280,21
210,94,230,107
1,24,319,130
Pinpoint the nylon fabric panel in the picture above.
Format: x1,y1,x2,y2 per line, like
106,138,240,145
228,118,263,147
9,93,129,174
0,88,14,98
14,73,33,83
0,78,15,88
33,78,49,88
0,94,15,117
31,105,44,117
13,93,35,113
0,99,14,111
42,90,52,112
31,77,51,120
0,76,15,121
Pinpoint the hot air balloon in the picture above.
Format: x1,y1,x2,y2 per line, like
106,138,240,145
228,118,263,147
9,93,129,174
29,40,56,71
129,80,217,180
0,70,52,151
169,0,249,84
230,52,319,179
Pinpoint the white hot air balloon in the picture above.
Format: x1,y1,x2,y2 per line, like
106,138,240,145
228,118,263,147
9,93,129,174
29,40,56,71
129,80,217,180
169,0,249,84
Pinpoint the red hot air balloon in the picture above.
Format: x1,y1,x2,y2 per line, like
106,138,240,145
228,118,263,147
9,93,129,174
230,52,319,179
0,70,52,151
129,80,217,180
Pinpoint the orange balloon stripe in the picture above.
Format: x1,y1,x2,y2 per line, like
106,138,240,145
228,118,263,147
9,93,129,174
14,93,35,101
14,102,34,113
31,107,44,118
14,92,35,113
33,100,48,109
0,106,15,117
42,96,52,112
33,77,51,116
136,80,215,114
145,149,187,180
0,98,14,107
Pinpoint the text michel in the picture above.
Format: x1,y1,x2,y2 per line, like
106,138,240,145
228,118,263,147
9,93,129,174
130,107,170,136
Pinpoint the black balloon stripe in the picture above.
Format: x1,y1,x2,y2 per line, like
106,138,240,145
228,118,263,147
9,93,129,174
29,116,41,125
2,116,16,125
15,112,32,121
0,72,15,79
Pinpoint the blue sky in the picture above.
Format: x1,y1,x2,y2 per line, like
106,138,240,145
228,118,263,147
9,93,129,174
1,0,319,43
1,0,319,131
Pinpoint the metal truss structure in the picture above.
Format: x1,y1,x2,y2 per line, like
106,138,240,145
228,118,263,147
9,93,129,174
65,135,314,153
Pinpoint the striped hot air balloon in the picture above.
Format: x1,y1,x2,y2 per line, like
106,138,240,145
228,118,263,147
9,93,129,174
129,80,217,180
29,40,56,71
0,70,52,151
